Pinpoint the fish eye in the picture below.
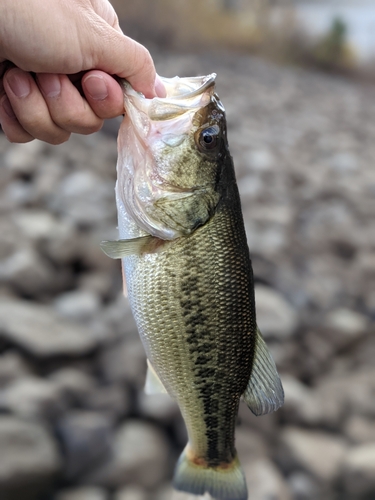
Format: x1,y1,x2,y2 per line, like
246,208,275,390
198,126,220,152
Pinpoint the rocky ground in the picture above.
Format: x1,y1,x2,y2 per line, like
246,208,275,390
0,50,375,500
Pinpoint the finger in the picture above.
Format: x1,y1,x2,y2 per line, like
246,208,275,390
0,94,33,143
36,73,103,134
3,68,70,144
82,70,125,119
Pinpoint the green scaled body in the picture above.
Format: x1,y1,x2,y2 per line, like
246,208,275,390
101,74,284,500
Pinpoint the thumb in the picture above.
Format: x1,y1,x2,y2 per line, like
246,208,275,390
88,21,159,98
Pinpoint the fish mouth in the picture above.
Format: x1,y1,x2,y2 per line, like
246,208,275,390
160,73,216,100
121,74,217,122
121,73,216,100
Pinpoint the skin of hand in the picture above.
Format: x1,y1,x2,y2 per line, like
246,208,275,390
0,0,165,144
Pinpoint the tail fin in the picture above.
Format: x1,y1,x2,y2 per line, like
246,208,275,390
173,446,248,500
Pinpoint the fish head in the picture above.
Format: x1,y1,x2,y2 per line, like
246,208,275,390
116,74,229,240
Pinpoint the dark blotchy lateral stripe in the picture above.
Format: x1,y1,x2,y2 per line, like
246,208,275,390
179,242,221,465
178,206,257,466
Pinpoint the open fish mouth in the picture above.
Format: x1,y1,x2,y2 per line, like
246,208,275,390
121,73,216,99
120,74,217,122
159,73,216,99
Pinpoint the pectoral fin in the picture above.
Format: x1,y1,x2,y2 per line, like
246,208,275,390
145,359,169,395
100,235,167,259
242,327,284,416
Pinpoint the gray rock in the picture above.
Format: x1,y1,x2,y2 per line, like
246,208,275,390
299,329,336,379
42,217,82,264
169,490,210,500
344,415,375,445
0,298,98,357
84,420,170,489
0,351,31,388
79,271,116,300
244,217,288,257
1,377,65,420
54,290,101,321
351,333,375,370
0,416,61,500
138,392,180,422
48,170,115,227
57,411,113,480
326,308,368,336
246,149,275,172
99,338,146,387
11,209,58,241
324,308,368,348
237,173,264,200
280,375,321,426
243,458,292,500
169,488,238,500
114,486,148,500
341,444,375,497
0,247,57,296
3,179,36,207
313,368,375,421
235,426,269,464
82,384,129,420
100,292,139,340
279,427,347,482
155,484,177,500
288,472,321,500
0,218,23,260
3,140,45,174
328,152,358,173
238,399,279,439
49,368,97,405
254,285,298,339
55,486,109,500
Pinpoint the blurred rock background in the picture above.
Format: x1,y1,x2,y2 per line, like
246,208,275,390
1,1,375,500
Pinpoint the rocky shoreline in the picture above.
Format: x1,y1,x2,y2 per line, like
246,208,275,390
0,51,374,500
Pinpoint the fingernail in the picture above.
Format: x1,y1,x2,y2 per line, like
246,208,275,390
1,96,16,118
83,75,108,100
7,69,31,98
154,75,166,98
38,74,61,98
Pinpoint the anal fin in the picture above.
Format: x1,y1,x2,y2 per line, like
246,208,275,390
121,263,128,298
145,359,169,395
242,327,284,416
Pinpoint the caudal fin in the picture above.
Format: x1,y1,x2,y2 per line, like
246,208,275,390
173,447,247,500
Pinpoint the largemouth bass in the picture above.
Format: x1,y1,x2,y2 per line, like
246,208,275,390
101,74,284,500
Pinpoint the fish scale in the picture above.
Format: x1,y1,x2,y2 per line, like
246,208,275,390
101,74,284,500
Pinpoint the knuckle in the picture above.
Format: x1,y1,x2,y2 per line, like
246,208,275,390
46,132,70,145
53,110,102,135
19,109,47,131
4,129,33,144
81,121,103,135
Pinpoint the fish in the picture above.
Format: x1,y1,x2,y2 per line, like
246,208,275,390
101,74,284,500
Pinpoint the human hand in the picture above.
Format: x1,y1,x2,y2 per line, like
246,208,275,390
0,0,165,144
